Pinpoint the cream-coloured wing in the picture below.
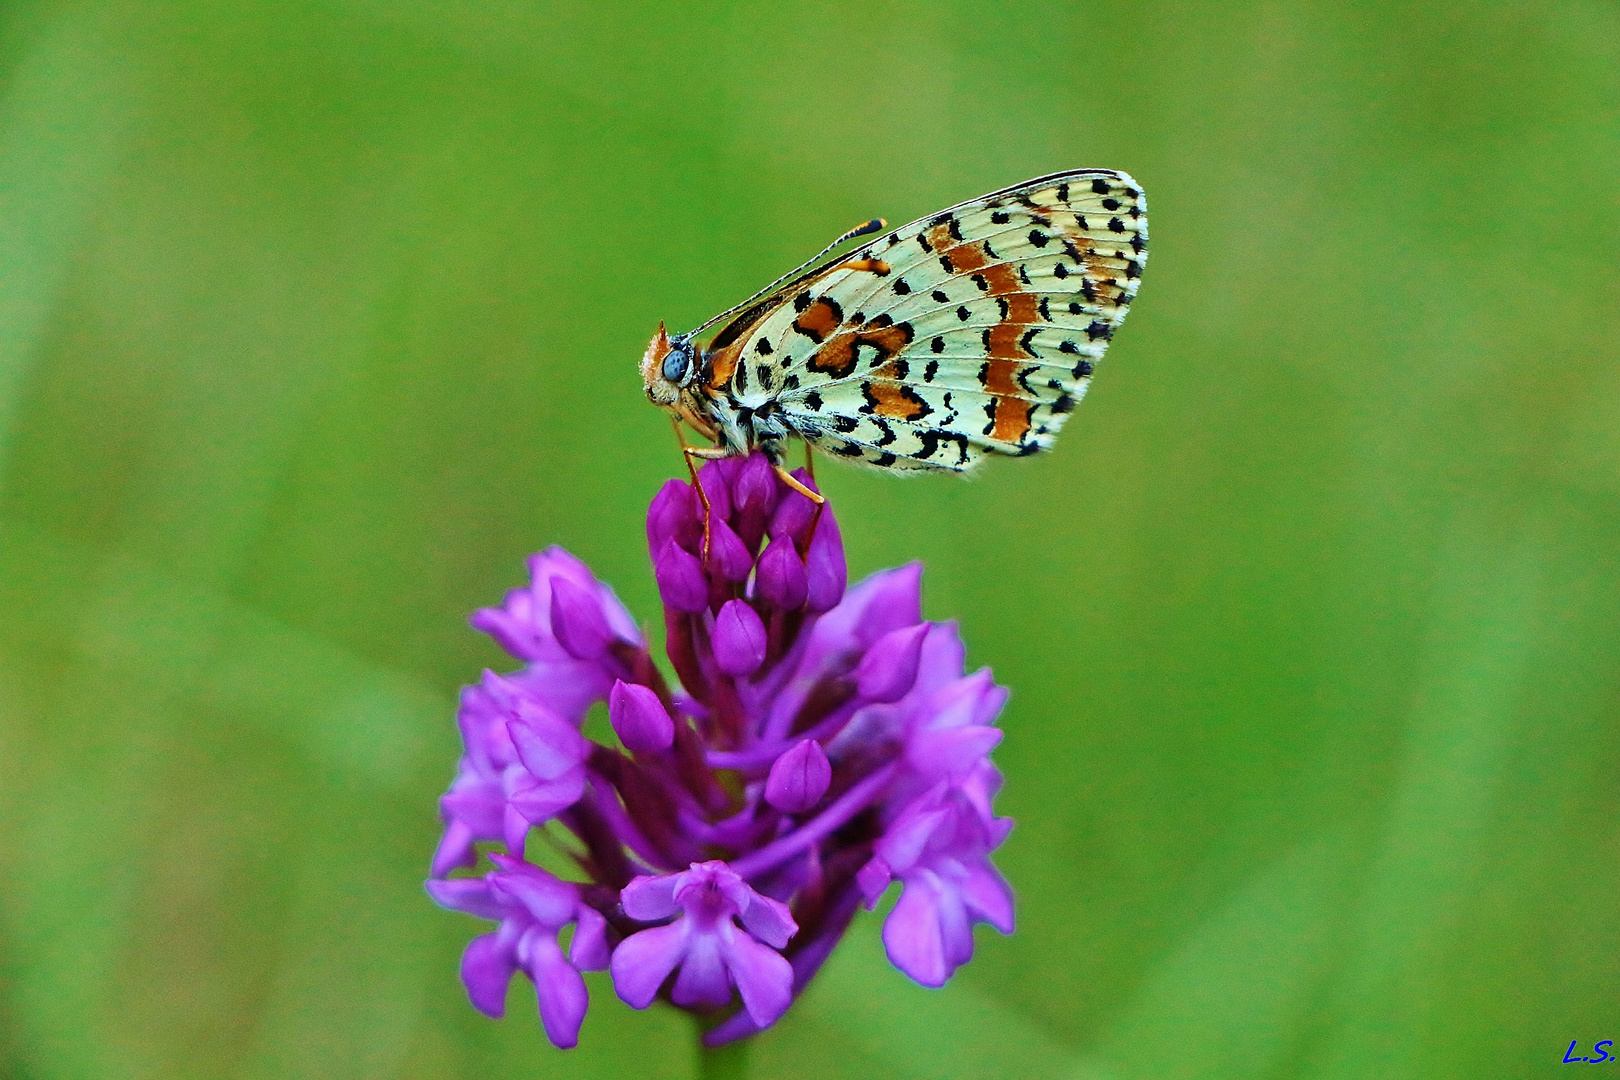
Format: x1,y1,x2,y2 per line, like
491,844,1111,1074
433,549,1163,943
719,169,1147,471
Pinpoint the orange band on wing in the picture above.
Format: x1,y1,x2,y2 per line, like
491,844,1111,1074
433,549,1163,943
989,395,1034,443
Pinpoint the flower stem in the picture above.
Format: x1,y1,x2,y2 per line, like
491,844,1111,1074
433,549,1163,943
695,1017,749,1080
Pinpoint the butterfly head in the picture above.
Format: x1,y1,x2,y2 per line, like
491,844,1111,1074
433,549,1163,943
641,322,701,407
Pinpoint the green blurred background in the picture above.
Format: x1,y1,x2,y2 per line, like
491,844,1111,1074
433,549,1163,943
1,1,1617,1077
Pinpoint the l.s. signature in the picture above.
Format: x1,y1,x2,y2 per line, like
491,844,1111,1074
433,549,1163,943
1565,1040,1614,1064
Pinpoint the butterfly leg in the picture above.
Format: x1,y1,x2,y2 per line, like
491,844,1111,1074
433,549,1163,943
672,416,732,559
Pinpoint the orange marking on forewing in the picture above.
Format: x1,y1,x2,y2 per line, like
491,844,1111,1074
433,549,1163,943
707,343,741,390
810,322,912,381
862,323,911,357
926,223,955,253
990,396,1034,443
832,258,890,275
795,298,843,342
808,333,857,379
867,382,929,421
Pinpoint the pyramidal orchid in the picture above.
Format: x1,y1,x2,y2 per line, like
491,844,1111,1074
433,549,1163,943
427,452,1014,1052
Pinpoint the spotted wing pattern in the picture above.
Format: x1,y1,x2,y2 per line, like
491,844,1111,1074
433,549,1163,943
705,169,1147,471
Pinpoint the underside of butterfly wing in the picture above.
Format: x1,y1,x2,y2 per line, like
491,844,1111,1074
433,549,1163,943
704,169,1147,471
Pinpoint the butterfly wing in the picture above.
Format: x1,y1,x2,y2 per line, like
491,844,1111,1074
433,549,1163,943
710,169,1147,471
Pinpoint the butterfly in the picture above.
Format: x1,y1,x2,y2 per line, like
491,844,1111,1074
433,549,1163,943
642,169,1147,500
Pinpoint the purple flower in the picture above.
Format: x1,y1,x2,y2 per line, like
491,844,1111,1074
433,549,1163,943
428,453,1014,1048
612,861,796,1027
426,855,609,1048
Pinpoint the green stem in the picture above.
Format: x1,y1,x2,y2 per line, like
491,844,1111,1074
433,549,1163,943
694,1016,750,1080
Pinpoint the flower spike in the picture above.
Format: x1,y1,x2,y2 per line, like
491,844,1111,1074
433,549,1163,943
428,452,1014,1048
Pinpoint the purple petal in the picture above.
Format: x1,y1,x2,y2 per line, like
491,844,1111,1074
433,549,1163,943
707,516,754,584
620,873,682,921
549,576,617,661
737,890,798,950
911,620,968,697
803,509,846,613
609,680,675,753
670,931,732,1008
960,861,1016,935
908,726,1004,783
874,791,951,876
502,658,613,728
488,856,578,926
524,934,590,1049
570,905,611,971
610,922,689,1009
712,600,767,677
804,564,922,670
468,593,544,661
855,623,930,703
655,538,708,613
503,802,531,858
764,739,831,814
882,877,949,988
439,783,506,831
507,708,587,781
755,534,808,611
506,770,585,826
856,855,893,905
723,932,794,1027
461,933,517,1017
935,875,975,971
425,876,506,921
430,818,479,877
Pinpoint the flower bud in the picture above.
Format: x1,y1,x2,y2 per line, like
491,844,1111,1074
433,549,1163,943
655,538,708,613
550,577,615,660
609,679,674,753
732,452,776,551
765,739,831,813
712,599,767,677
804,509,846,613
695,460,734,523
756,534,808,611
768,475,817,540
854,623,931,703
733,452,776,515
707,516,754,584
646,479,699,560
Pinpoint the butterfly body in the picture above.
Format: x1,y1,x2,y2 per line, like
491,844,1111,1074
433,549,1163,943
642,169,1147,473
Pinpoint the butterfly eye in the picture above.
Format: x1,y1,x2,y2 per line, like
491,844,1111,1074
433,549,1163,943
662,345,693,385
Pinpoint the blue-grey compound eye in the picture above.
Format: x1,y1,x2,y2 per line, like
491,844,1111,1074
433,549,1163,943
662,346,691,384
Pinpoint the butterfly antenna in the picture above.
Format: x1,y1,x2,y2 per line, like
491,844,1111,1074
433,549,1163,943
684,217,888,341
